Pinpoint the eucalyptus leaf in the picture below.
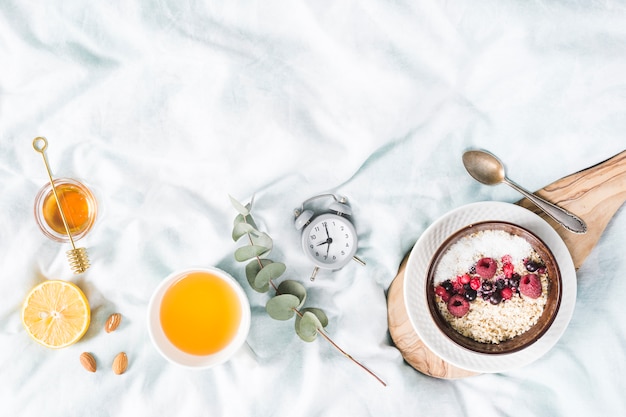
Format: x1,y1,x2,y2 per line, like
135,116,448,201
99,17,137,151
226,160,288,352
229,195,249,216
298,307,329,328
234,245,270,262
276,280,306,309
246,259,273,292
233,213,258,230
266,294,299,320
255,262,286,290
295,311,323,342
232,221,257,241
250,231,272,251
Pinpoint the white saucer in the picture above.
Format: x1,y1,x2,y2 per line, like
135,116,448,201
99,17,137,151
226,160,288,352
403,201,577,373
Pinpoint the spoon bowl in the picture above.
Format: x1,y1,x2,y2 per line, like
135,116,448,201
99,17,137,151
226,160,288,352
462,150,506,185
462,149,587,234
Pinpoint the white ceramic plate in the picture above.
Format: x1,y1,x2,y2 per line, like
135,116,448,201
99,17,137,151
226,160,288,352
404,201,577,373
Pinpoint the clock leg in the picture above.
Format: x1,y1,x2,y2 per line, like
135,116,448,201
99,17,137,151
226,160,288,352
352,256,366,266
310,266,320,281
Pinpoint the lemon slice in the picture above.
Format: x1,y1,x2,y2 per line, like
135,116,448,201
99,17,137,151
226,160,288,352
22,280,91,349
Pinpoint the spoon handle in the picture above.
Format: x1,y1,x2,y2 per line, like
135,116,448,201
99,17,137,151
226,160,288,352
503,178,587,234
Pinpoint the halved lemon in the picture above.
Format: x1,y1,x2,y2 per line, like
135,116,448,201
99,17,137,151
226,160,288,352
22,280,91,349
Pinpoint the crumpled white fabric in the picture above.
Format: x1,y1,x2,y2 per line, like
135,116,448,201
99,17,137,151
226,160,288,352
1,1,625,416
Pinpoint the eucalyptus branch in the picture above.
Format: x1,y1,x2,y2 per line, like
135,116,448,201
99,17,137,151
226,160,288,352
229,195,386,387
290,305,387,386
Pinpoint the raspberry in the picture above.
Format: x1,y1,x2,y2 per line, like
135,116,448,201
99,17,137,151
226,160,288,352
470,277,481,290
435,285,446,296
503,262,515,278
447,294,470,318
435,285,450,302
501,287,513,300
475,257,497,279
519,273,542,299
459,273,471,285
501,254,512,264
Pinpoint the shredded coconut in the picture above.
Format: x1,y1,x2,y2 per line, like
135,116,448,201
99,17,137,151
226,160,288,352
435,229,532,285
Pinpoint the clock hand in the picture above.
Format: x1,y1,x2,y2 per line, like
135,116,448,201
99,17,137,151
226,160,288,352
323,223,333,247
316,236,333,246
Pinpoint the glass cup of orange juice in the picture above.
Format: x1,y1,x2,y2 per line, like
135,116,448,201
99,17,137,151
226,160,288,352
147,267,251,369
33,178,98,242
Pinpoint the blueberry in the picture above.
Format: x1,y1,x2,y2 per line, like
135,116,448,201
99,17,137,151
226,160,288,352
489,291,503,305
482,281,493,292
464,289,477,301
495,279,506,290
510,274,521,288
525,260,543,272
442,280,453,292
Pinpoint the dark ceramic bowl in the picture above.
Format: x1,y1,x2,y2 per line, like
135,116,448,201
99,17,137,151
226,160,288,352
426,221,562,354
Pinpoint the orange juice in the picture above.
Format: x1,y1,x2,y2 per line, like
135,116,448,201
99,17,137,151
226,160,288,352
159,271,242,356
42,182,92,235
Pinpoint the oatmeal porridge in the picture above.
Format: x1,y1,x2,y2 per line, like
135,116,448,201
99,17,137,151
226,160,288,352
432,229,549,344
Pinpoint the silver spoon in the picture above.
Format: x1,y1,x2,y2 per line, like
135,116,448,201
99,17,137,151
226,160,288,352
462,149,587,234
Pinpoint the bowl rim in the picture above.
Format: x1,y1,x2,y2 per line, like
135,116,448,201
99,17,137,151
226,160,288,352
425,220,563,355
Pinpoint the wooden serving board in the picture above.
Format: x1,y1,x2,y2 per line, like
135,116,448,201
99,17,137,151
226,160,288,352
387,150,626,379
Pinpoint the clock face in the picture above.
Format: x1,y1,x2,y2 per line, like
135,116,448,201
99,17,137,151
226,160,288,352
301,213,358,269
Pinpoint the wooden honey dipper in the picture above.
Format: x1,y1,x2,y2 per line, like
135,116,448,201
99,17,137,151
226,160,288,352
33,137,90,274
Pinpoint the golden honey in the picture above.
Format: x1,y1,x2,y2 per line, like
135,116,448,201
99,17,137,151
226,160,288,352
34,178,97,242
159,271,243,356
42,183,91,235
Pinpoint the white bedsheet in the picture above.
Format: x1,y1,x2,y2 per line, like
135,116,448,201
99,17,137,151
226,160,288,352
1,1,625,416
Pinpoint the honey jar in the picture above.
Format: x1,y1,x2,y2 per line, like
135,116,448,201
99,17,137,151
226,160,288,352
34,178,97,243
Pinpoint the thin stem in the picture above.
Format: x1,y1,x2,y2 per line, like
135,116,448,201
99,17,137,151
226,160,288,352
283,289,387,387
315,326,387,387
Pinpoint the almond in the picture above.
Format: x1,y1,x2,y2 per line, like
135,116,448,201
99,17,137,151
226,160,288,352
104,313,122,333
80,352,97,373
112,352,128,375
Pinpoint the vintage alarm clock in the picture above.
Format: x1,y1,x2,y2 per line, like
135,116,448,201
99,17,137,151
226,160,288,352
294,193,365,281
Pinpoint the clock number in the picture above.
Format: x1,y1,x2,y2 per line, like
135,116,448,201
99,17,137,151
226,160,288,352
311,234,316,240
341,250,345,256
